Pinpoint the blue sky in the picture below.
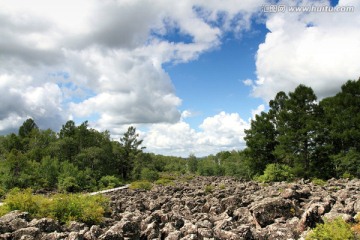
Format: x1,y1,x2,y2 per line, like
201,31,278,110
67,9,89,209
165,23,268,128
0,0,359,156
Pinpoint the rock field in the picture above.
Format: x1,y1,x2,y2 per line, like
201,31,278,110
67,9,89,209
0,176,359,239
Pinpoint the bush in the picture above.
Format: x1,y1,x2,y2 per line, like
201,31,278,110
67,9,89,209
49,194,108,224
99,175,121,190
312,178,327,186
130,181,152,190
255,163,294,182
306,217,355,240
204,185,214,194
1,188,47,215
140,168,159,182
0,188,109,225
58,176,80,193
154,178,174,186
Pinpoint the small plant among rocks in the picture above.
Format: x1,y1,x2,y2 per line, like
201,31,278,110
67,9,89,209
204,185,214,194
130,181,152,190
311,178,327,186
306,217,356,240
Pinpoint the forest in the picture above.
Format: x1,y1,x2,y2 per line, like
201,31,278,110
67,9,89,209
0,78,359,194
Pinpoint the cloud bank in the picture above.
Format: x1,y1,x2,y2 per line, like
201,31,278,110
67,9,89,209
251,0,360,101
1,0,359,156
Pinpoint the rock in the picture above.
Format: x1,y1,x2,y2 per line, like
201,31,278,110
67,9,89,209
29,218,61,233
12,227,41,240
67,221,85,232
250,197,296,227
100,220,140,240
41,232,69,240
0,177,359,240
83,225,103,240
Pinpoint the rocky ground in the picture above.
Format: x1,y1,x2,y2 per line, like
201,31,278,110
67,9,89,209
0,176,359,239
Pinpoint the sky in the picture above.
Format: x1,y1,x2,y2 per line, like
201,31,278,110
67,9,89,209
0,0,359,157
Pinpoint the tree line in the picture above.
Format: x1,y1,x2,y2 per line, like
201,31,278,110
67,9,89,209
180,78,360,181
0,78,359,194
0,120,187,193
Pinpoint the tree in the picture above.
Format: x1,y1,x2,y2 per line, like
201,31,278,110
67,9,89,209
273,85,326,178
244,111,277,176
19,118,38,138
188,154,198,173
118,126,145,180
321,79,360,153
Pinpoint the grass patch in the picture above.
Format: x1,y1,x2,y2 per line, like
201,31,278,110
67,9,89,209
311,178,327,186
129,181,152,191
154,178,174,186
204,185,214,194
0,188,108,225
306,217,355,240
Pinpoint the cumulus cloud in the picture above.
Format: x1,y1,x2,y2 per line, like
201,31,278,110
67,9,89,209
0,0,265,136
252,0,360,101
144,111,249,157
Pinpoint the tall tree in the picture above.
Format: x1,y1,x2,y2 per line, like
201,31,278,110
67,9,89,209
273,85,325,177
244,111,277,176
18,118,38,138
118,126,144,180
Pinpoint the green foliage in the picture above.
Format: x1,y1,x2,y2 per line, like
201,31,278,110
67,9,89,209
1,188,45,215
130,181,152,190
58,176,80,193
312,178,327,186
49,194,108,225
188,154,198,173
99,175,121,189
255,163,294,183
154,178,174,186
306,217,355,240
0,188,108,225
204,185,214,194
331,149,360,178
140,168,159,182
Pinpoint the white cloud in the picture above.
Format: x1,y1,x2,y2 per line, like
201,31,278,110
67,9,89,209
252,0,360,101
0,0,265,136
251,104,265,120
144,111,250,157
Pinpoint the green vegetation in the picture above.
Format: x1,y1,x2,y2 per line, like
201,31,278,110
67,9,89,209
311,178,327,186
129,180,152,190
306,217,356,240
255,163,294,183
154,178,174,186
0,188,108,225
204,185,214,194
244,79,360,180
0,78,359,198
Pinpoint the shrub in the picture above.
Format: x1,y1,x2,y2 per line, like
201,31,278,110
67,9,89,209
154,178,174,186
99,175,121,190
312,178,327,186
130,181,152,191
49,194,108,224
1,188,48,215
140,168,159,182
255,163,294,182
306,217,355,240
204,185,214,194
58,176,80,193
0,188,109,225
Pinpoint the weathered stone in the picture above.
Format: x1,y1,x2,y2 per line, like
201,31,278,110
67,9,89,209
12,227,41,240
250,197,296,227
29,218,60,233
83,225,103,240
